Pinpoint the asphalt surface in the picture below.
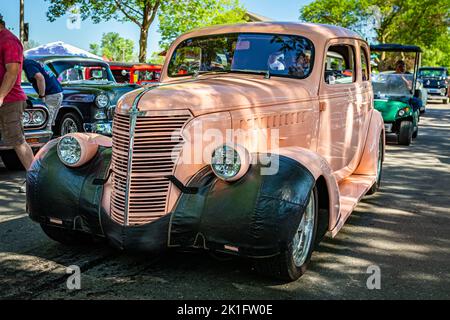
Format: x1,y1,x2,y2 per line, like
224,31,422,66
0,103,449,300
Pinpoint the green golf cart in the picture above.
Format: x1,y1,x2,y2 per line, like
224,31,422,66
371,44,422,146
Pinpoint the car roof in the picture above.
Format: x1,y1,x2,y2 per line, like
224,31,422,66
180,22,363,41
370,44,422,53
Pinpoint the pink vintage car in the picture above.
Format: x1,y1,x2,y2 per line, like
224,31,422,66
27,22,385,281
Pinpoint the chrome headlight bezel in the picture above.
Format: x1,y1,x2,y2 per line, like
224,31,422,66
95,94,110,108
398,109,406,117
210,144,251,182
31,110,46,126
57,136,82,166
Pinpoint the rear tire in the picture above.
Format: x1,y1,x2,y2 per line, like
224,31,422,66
367,134,383,195
254,187,318,281
0,150,25,171
398,121,412,146
40,224,94,246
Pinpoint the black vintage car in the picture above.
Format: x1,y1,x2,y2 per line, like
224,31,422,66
24,55,140,136
418,67,449,104
0,95,52,170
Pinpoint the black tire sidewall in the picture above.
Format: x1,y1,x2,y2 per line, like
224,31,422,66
58,112,83,136
0,150,25,171
398,120,412,145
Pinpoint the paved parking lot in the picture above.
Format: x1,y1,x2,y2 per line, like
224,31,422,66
0,103,449,300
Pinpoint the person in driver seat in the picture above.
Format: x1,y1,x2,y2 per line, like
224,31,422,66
394,60,422,112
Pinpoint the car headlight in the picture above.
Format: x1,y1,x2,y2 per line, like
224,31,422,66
398,109,406,117
22,111,31,125
31,110,46,126
57,134,99,167
95,94,109,108
57,136,82,166
441,88,447,94
211,144,251,182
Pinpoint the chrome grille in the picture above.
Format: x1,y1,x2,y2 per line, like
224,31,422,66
110,111,192,225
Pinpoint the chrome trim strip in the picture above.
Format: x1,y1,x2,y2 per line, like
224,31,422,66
122,86,156,226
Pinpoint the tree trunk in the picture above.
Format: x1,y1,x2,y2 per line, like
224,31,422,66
19,0,25,43
139,27,149,63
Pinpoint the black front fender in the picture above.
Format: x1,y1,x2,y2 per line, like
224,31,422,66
169,155,316,258
27,140,111,235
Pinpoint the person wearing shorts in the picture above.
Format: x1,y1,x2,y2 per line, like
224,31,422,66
23,58,63,131
0,14,34,172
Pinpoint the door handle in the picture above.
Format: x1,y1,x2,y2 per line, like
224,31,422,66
319,102,326,112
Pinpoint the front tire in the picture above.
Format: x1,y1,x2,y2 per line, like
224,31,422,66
0,150,25,171
254,187,318,281
40,224,94,246
398,120,412,146
58,112,83,136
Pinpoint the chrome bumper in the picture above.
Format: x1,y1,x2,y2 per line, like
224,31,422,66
0,129,53,150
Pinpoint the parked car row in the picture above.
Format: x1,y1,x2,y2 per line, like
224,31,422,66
0,56,160,169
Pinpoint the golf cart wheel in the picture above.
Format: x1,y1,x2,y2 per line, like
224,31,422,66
367,134,383,195
0,150,25,171
58,112,83,136
254,187,318,281
398,120,412,146
40,224,94,246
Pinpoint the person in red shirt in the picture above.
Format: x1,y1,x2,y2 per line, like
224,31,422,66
0,15,34,173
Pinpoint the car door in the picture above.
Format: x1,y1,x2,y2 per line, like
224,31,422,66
317,39,359,178
347,43,373,171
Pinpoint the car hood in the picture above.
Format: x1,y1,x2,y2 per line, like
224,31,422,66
117,74,316,116
61,83,140,105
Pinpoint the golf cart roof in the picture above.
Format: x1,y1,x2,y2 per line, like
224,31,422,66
370,44,422,53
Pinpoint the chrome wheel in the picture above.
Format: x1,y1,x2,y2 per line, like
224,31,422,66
61,118,79,135
292,192,316,267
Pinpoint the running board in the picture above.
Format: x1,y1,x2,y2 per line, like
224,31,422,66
330,174,376,237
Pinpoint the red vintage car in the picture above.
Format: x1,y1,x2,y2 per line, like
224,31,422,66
109,62,161,85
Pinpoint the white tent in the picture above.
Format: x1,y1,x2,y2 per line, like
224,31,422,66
25,41,103,60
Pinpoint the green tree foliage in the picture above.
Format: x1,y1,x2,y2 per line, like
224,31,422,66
158,0,248,49
45,0,161,62
89,32,135,62
300,0,450,67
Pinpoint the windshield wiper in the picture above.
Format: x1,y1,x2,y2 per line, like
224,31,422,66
193,70,232,79
231,69,272,79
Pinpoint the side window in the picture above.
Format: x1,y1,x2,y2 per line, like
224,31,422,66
360,46,370,81
324,45,356,85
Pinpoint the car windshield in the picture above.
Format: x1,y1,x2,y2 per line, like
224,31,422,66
372,73,414,98
48,60,116,84
419,69,446,78
168,33,314,79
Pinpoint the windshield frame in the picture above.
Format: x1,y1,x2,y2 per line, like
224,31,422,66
166,32,315,80
372,72,415,99
45,59,116,84
418,68,447,78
